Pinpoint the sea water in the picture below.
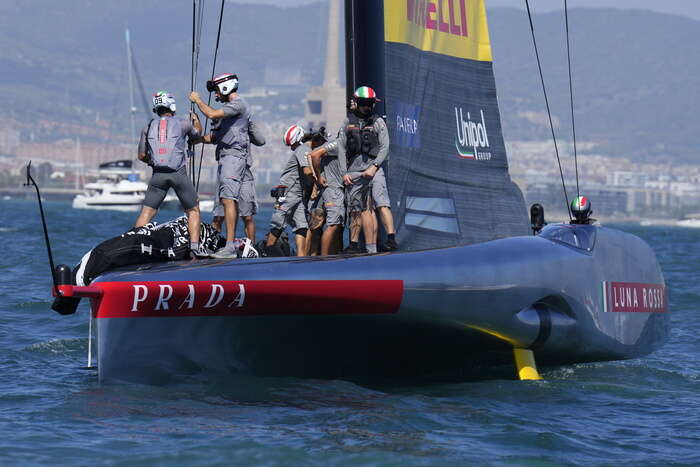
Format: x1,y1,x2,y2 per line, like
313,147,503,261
1,199,698,465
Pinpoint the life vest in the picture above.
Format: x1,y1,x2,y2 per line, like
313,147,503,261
145,117,187,170
346,113,380,158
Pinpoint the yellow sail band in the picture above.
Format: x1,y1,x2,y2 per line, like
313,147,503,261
384,0,493,62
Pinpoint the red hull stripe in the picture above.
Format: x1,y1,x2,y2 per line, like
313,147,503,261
602,281,667,313
90,280,404,318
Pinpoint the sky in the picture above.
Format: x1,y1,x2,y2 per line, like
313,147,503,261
486,0,700,20
244,0,700,22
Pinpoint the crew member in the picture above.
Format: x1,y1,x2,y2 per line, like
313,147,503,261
337,86,397,253
266,125,315,256
134,91,209,258
303,128,330,256
189,73,265,258
309,130,346,255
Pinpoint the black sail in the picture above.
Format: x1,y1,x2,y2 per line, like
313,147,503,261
346,0,529,250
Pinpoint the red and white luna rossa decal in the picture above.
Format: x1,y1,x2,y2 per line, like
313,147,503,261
83,280,404,318
602,282,667,313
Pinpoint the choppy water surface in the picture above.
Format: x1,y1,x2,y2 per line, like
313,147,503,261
1,199,698,465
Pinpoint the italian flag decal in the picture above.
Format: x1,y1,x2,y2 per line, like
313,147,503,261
355,86,376,99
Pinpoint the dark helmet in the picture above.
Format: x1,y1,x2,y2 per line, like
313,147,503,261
570,196,592,221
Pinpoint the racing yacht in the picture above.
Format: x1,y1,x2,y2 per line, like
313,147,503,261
50,0,669,384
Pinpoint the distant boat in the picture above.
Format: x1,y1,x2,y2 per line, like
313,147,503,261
72,160,176,212
198,198,215,212
677,219,700,228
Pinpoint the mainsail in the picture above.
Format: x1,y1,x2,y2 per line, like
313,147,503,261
347,0,529,250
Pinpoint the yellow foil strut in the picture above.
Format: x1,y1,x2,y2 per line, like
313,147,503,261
513,348,542,380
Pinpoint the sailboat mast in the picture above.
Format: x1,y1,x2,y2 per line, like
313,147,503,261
344,0,385,105
125,29,137,152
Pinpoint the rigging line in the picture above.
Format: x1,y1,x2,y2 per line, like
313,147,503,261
191,0,206,185
190,0,197,184
194,0,205,88
564,0,580,200
524,0,572,220
196,0,226,192
190,0,196,100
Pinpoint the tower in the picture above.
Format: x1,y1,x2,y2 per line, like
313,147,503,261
304,0,346,134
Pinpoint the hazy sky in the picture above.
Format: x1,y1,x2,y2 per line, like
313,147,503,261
245,0,700,21
487,0,700,20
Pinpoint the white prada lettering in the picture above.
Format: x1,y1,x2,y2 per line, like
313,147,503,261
228,284,246,308
129,282,249,312
154,284,173,310
131,285,148,311
204,284,225,308
178,284,195,310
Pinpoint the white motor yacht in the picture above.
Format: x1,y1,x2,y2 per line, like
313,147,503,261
72,160,176,212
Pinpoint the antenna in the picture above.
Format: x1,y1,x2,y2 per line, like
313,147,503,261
125,28,137,171
24,162,59,296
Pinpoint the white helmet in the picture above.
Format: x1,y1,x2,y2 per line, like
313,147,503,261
283,124,305,146
152,91,176,113
206,73,239,96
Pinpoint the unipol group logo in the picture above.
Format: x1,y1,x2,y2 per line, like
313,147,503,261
454,107,492,160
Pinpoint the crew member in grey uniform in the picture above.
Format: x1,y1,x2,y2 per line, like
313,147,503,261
189,73,266,258
211,117,265,242
337,86,397,253
134,91,209,258
265,124,314,256
309,131,347,255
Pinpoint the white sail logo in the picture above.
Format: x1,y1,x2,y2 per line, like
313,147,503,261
454,108,492,160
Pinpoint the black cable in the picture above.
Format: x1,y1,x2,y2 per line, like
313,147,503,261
564,0,580,200
196,0,226,192
524,0,572,220
194,0,204,88
24,162,58,296
190,0,197,185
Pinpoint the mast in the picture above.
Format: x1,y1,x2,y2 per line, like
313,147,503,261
74,136,81,190
344,0,385,105
125,29,137,168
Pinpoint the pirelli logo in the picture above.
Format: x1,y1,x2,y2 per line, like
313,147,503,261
406,0,469,37
384,0,492,62
602,281,667,313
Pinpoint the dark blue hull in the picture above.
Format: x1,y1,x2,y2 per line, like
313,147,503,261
91,224,669,383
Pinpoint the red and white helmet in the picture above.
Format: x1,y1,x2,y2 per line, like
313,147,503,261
152,91,176,113
283,124,305,146
206,73,239,96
